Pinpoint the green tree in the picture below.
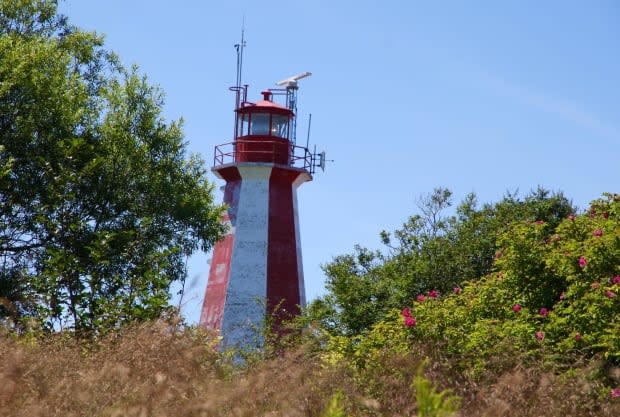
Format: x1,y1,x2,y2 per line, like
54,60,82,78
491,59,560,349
307,187,574,336
0,0,225,333
340,193,619,375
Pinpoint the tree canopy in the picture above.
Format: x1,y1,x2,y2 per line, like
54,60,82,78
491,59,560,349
306,187,575,336
0,0,225,333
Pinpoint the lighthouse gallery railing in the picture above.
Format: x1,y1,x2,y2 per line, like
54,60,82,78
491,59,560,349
213,140,316,174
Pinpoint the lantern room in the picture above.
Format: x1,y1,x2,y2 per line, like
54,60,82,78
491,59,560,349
237,91,292,139
234,90,293,165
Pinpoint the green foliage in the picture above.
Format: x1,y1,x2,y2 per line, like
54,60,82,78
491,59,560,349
322,193,619,387
0,0,225,333
413,361,460,417
320,391,349,417
306,187,574,337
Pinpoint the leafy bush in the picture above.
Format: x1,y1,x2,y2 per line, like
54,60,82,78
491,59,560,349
322,194,619,389
307,188,574,337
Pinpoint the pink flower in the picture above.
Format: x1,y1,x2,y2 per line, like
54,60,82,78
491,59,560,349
416,294,426,302
453,287,462,295
512,304,522,313
568,214,576,221
535,220,544,225
535,331,544,341
428,289,439,299
606,291,616,299
593,229,603,237
590,207,597,218
402,307,411,318
611,276,620,285
578,256,587,268
575,333,582,342
591,282,600,290
611,388,620,399
539,307,548,318
559,292,566,300
603,212,610,219
404,316,416,327
494,251,502,260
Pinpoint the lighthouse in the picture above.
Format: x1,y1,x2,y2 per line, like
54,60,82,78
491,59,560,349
200,72,321,349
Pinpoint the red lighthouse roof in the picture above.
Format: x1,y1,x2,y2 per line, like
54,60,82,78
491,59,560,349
237,90,293,115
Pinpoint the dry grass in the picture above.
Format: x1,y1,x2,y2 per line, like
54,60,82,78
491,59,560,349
0,321,346,417
1,321,618,416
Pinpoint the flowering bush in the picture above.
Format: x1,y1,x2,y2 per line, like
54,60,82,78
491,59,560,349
306,193,619,415
329,194,619,385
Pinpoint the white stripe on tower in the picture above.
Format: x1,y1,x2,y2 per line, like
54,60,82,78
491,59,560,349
220,165,273,349
292,175,308,307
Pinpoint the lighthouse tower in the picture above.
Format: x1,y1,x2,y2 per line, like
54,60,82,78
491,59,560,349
200,73,320,349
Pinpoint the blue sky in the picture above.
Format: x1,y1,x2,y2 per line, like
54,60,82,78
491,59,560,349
58,1,619,324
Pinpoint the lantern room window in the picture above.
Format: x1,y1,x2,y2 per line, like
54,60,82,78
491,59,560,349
239,113,250,137
271,115,289,138
237,112,290,139
251,113,270,135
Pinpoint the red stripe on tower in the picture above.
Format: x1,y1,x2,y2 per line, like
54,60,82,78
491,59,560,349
200,167,241,330
267,167,308,324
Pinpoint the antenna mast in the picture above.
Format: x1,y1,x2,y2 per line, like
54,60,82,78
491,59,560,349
234,21,246,89
231,21,247,138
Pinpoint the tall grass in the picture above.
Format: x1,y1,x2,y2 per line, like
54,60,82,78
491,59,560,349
1,320,618,416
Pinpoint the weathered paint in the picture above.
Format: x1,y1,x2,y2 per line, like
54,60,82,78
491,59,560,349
200,167,241,329
219,165,272,349
200,162,312,349
199,212,233,328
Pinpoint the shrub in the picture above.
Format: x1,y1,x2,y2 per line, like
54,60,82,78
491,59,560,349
330,194,619,388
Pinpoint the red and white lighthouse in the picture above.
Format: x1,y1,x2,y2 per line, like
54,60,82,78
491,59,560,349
200,73,321,348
